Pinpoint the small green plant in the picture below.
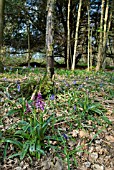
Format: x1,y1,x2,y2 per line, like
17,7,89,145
58,130,70,170
56,129,84,169
1,92,54,160
75,93,108,126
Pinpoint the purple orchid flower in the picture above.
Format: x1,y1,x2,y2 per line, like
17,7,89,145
34,92,45,111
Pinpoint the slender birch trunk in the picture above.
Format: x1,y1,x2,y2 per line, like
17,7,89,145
90,29,93,69
46,0,55,79
67,0,70,70
27,22,31,67
71,0,82,70
96,0,105,71
102,0,112,69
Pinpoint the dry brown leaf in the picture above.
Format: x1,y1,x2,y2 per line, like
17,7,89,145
79,130,89,138
105,135,114,142
106,111,112,115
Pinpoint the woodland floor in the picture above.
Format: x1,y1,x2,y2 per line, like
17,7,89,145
0,67,114,170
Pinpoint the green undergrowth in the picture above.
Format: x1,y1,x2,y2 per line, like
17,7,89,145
0,67,114,169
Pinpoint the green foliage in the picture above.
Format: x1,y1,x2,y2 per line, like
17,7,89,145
78,94,104,115
1,96,54,160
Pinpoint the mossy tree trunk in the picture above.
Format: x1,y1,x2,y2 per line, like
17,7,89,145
96,0,105,71
46,0,55,79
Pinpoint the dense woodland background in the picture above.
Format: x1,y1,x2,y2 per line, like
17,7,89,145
0,0,114,73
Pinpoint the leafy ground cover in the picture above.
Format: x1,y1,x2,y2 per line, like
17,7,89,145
0,67,114,170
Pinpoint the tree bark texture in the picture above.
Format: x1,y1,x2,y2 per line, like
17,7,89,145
46,0,55,78
71,0,82,70
27,22,31,67
102,0,113,69
67,0,70,69
0,0,5,72
0,0,5,48
96,0,105,71
87,2,90,71
112,0,114,61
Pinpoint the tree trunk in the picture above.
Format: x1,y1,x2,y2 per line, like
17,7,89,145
112,0,114,60
87,2,90,71
27,22,31,67
71,0,82,70
67,0,70,70
46,0,55,79
96,0,105,71
102,0,112,69
0,0,5,48
0,0,5,72
90,29,93,69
